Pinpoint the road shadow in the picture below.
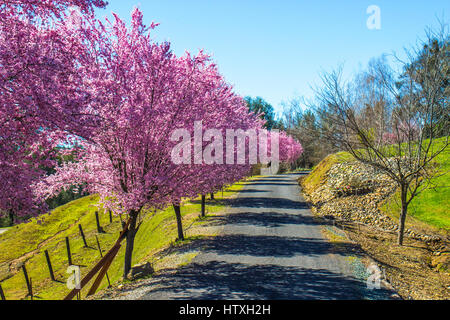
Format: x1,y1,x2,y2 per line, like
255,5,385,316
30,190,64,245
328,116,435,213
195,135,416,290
135,261,391,300
208,211,333,228
188,194,308,212
248,178,293,182
246,182,299,186
200,234,361,258
236,188,269,194
229,196,309,210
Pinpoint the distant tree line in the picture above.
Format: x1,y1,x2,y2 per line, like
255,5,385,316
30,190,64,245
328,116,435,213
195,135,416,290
279,26,448,173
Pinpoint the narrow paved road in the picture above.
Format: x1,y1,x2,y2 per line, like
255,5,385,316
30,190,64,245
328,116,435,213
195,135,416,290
120,174,391,300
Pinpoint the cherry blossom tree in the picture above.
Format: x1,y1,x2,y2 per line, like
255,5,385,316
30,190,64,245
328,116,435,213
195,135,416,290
0,0,106,19
187,128,303,227
35,9,269,277
278,131,304,164
0,0,106,221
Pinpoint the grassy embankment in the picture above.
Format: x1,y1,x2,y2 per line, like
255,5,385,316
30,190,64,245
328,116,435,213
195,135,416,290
302,137,449,233
0,179,251,300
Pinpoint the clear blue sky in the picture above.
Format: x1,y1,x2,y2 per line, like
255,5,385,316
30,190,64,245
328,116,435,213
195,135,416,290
96,1,448,114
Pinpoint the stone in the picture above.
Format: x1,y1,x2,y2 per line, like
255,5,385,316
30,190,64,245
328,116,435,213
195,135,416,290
128,262,154,280
302,160,443,244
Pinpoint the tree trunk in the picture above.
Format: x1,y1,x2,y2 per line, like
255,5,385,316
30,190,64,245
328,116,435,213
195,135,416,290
123,210,138,279
398,184,408,246
8,210,14,226
210,193,215,200
201,195,206,217
173,205,184,241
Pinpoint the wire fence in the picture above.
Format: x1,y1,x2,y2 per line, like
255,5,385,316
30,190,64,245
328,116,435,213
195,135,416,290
0,210,127,301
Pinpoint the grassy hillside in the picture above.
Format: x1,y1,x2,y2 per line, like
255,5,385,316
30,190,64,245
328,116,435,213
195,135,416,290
301,152,353,195
302,137,449,232
380,138,449,231
0,180,249,300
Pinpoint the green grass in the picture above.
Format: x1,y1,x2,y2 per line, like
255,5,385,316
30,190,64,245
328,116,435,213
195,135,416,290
380,137,450,231
302,152,352,193
0,178,250,300
0,217,11,228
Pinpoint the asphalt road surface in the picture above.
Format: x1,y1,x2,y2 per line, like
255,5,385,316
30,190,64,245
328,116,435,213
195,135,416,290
119,174,392,300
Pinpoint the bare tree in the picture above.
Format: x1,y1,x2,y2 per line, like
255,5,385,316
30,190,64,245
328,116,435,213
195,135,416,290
313,26,449,245
281,98,337,168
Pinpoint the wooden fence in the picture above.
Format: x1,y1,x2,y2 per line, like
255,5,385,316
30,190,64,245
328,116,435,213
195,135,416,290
0,211,124,300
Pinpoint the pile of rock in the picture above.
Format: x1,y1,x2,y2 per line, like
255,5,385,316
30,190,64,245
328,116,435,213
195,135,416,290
302,161,442,243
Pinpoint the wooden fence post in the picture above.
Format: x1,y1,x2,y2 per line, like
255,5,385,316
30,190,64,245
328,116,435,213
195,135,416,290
66,237,72,266
95,211,104,233
29,277,33,300
0,283,5,300
78,224,88,247
44,250,55,281
95,235,111,288
64,218,132,300
21,265,32,298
